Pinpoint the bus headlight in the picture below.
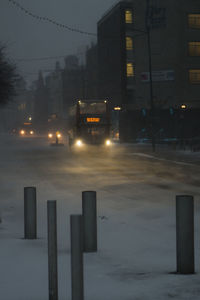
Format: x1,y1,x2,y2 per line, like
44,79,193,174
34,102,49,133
20,130,25,135
105,139,111,146
76,140,83,147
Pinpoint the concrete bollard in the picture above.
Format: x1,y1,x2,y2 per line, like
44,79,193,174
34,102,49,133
82,191,97,252
70,215,84,300
24,187,37,239
176,195,194,274
47,201,58,300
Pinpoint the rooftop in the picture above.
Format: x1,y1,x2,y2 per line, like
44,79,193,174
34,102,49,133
98,0,133,26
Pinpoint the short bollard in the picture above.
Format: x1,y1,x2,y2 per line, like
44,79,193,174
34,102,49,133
82,191,97,252
176,195,194,274
24,187,37,239
47,201,58,300
70,215,84,300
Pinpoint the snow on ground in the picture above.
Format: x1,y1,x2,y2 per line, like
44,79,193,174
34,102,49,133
0,134,200,299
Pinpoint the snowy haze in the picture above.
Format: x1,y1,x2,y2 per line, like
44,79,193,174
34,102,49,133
0,134,200,299
0,0,117,83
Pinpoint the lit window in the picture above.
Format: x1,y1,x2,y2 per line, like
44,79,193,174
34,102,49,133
188,14,200,29
188,42,200,56
126,63,134,77
189,69,200,84
126,37,133,50
125,10,132,24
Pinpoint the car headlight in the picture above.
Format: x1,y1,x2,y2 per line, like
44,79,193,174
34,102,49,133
20,130,25,135
105,139,111,146
76,139,83,147
30,130,34,135
56,133,61,138
48,133,53,138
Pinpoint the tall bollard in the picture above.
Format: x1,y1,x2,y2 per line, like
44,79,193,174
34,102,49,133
70,215,84,300
47,201,58,300
82,191,97,252
176,195,194,274
24,187,37,239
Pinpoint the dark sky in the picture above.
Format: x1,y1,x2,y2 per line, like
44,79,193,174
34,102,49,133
1,0,117,85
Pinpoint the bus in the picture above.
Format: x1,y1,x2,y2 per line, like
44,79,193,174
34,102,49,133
68,100,111,147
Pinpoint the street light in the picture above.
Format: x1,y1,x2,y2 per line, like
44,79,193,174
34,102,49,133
181,104,187,109
130,0,156,151
145,0,156,152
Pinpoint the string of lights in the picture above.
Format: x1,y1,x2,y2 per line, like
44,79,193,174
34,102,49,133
7,0,97,37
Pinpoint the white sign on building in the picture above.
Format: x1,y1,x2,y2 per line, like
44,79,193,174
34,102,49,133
141,70,175,82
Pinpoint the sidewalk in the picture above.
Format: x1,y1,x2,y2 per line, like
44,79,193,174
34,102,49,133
121,142,200,166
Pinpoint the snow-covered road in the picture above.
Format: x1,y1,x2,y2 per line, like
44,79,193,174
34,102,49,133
0,134,200,300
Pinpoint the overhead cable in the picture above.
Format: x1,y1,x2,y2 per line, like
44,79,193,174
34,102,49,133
7,0,146,38
7,0,97,36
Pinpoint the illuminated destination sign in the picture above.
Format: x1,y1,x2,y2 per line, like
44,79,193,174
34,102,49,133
86,118,100,123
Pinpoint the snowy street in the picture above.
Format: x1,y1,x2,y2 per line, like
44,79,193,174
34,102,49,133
0,134,200,300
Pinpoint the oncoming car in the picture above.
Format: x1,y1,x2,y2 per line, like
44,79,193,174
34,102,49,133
19,129,35,136
15,121,36,137
48,130,63,144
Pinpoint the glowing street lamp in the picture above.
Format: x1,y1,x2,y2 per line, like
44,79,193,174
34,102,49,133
181,104,187,109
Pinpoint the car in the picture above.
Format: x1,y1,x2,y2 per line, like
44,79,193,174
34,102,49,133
48,130,63,144
18,128,35,137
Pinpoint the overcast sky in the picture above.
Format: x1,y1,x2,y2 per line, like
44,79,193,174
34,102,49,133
1,0,117,85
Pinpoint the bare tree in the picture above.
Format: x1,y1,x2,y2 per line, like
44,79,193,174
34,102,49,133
0,45,17,106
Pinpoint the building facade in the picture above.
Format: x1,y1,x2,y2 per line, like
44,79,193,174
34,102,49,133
98,0,135,109
134,0,200,110
97,0,200,140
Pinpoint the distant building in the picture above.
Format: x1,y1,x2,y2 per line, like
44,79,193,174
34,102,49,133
34,71,48,131
85,43,99,99
62,55,84,117
45,62,63,119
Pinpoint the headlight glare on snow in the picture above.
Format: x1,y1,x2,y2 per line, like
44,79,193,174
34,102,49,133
76,140,83,147
105,139,111,146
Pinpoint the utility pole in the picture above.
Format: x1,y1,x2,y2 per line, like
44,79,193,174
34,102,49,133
145,0,156,152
